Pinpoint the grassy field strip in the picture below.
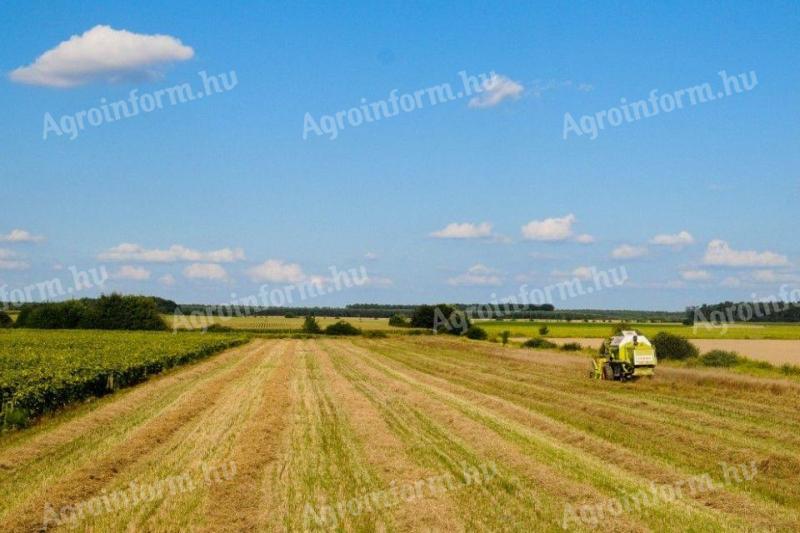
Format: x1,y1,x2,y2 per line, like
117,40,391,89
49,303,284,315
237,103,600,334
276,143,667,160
77,340,288,531
269,341,393,531
0,339,268,532
322,340,640,532
372,341,800,470
342,341,742,532
311,341,465,531
402,337,800,431
0,340,263,522
365,340,800,523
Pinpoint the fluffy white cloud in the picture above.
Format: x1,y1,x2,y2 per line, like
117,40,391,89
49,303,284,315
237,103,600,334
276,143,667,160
703,240,789,267
447,264,502,286
362,276,394,288
651,231,695,247
521,214,575,241
0,229,44,243
10,25,194,88
680,269,711,281
0,249,28,270
158,273,176,286
571,266,594,280
575,234,595,244
430,222,493,239
468,74,523,108
611,244,648,259
111,265,151,280
98,243,244,263
751,270,800,284
247,259,306,283
183,263,228,281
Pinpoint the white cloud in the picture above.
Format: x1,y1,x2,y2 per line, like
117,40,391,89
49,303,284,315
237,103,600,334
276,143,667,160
158,273,176,287
611,244,648,259
703,240,789,267
10,25,194,88
183,263,228,281
0,249,28,270
751,270,800,284
720,276,742,288
575,234,595,244
0,229,44,243
680,269,711,281
430,222,493,239
247,259,306,283
571,266,594,281
111,265,151,280
364,252,378,260
468,74,524,108
98,243,244,263
651,231,695,247
447,264,502,286
362,276,394,288
521,214,575,241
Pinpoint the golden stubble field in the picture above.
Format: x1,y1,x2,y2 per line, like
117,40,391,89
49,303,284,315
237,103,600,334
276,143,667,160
1,337,799,531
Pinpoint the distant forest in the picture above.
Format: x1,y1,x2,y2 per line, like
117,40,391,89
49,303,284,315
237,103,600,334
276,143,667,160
689,301,800,323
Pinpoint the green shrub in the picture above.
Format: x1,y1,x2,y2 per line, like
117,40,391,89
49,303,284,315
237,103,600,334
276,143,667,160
700,350,740,367
0,310,13,328
651,331,698,360
538,325,549,336
362,330,388,338
301,316,322,334
500,330,511,346
388,314,410,327
464,326,488,340
410,304,470,334
522,337,557,349
204,323,233,332
14,295,166,330
560,342,582,351
324,321,361,336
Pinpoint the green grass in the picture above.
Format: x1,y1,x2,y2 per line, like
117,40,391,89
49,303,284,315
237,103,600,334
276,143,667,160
477,320,800,339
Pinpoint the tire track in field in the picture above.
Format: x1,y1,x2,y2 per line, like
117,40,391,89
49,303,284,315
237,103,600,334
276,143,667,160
359,339,799,530
313,340,463,532
339,340,746,532
368,339,800,512
0,339,270,532
194,340,294,532
77,340,288,531
322,341,618,532
273,342,392,532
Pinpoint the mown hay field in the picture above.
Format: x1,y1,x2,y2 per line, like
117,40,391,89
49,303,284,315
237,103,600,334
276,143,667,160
164,314,405,332
1,335,798,531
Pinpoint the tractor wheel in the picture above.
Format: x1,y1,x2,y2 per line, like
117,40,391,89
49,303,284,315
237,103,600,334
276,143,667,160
602,363,614,381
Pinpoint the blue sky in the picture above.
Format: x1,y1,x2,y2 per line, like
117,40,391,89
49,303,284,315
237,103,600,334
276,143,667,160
1,1,798,310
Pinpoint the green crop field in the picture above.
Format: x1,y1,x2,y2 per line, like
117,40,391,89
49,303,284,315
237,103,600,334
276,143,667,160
476,320,800,340
0,329,247,426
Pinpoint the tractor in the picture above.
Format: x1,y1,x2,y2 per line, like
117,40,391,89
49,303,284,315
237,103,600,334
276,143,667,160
591,330,657,381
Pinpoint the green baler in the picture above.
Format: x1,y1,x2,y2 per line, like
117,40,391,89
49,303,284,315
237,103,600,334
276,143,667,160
591,330,657,381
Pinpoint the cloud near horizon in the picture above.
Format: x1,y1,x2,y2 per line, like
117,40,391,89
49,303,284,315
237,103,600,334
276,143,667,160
111,265,151,280
521,214,576,241
703,239,789,267
98,243,244,263
10,25,194,88
247,259,306,283
430,222,493,239
447,264,502,286
0,229,45,243
183,263,228,281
